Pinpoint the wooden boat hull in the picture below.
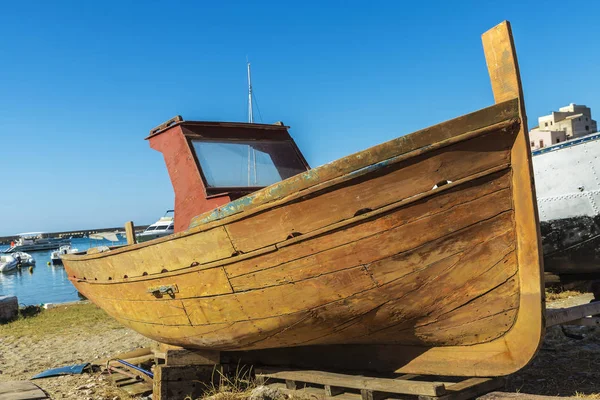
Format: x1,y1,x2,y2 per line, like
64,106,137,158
63,22,544,377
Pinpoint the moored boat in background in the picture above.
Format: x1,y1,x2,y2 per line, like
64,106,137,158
11,252,35,266
63,22,544,377
0,255,18,273
3,233,70,253
51,245,79,265
136,210,175,243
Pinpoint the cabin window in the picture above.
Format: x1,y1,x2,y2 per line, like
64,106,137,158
167,224,174,230
540,139,544,148
145,226,157,231
156,225,169,230
192,140,306,188
530,141,535,147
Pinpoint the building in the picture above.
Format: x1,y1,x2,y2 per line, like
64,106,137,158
529,103,597,150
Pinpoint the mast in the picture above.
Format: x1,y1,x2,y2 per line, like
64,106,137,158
247,61,253,123
247,60,257,184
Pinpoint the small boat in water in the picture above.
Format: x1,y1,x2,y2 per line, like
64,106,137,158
50,245,79,265
63,22,544,377
0,255,18,272
3,233,70,253
12,252,35,266
136,210,175,243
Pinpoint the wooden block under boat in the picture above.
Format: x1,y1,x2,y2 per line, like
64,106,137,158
62,21,544,377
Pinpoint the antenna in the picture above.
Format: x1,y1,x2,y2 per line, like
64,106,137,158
247,60,253,123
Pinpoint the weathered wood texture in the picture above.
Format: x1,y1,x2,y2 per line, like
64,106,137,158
256,368,447,396
0,381,48,400
63,21,543,377
546,302,600,327
124,221,136,245
255,369,503,400
153,365,219,400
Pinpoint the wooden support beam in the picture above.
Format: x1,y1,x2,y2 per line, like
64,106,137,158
285,379,297,390
325,385,344,396
153,365,220,400
546,302,600,326
125,221,136,245
164,348,220,366
564,317,600,326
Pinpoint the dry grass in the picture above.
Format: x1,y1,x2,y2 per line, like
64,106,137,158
197,364,257,400
545,287,585,302
0,302,121,341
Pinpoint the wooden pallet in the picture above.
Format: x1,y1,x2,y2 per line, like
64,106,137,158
256,368,504,400
546,301,600,327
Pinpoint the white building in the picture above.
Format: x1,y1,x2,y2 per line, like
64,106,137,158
529,103,597,150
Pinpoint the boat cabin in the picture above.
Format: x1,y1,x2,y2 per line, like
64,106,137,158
147,116,310,232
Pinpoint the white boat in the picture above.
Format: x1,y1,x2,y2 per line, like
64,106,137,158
532,132,600,279
11,252,35,266
3,232,71,253
136,210,174,242
50,245,79,265
0,255,17,272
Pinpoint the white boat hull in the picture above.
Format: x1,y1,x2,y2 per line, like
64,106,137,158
533,133,600,276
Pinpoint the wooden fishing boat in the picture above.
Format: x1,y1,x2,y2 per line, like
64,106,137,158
63,21,544,377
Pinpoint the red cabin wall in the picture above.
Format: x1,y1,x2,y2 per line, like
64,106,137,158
148,126,231,233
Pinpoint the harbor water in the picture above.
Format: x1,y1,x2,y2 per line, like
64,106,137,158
0,236,127,306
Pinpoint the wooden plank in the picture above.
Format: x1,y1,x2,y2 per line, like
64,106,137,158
125,221,136,245
226,129,516,254
419,377,504,400
255,369,447,396
65,225,235,281
92,347,152,366
0,381,48,400
546,302,600,326
564,317,600,326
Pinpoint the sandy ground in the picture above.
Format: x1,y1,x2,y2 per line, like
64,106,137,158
0,303,152,399
1,293,599,399
504,292,600,397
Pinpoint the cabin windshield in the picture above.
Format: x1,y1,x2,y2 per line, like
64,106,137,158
191,140,306,188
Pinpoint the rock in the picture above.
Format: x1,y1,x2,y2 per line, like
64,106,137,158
249,386,286,400
0,296,18,323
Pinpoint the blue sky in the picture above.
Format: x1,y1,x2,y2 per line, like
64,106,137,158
1,0,598,236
